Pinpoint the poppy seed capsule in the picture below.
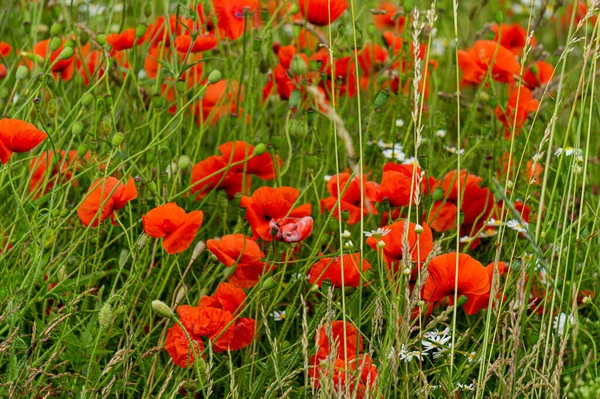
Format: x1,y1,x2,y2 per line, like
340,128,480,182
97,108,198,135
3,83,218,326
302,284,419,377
290,55,307,75
111,132,124,147
151,300,174,319
49,36,62,51
208,69,222,84
59,46,74,61
374,89,390,109
176,79,186,94
82,93,94,107
72,121,83,136
261,277,277,291
16,65,29,81
253,143,267,156
96,34,107,45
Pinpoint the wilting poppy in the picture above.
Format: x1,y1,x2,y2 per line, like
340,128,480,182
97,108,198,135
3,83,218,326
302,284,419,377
366,220,433,267
106,28,138,52
142,203,204,254
31,38,75,81
491,23,535,56
422,253,491,308
457,40,519,85
320,173,379,225
495,86,539,137
212,0,259,40
77,177,138,227
269,216,314,242
523,60,554,89
463,261,507,315
298,0,349,26
0,118,48,164
241,186,312,241
207,234,272,288
308,252,372,288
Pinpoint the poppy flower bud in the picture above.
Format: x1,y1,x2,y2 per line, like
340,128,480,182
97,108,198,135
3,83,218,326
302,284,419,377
47,98,58,118
177,155,191,170
151,94,165,109
104,94,113,108
49,36,62,52
147,181,157,195
290,55,307,76
82,92,94,107
50,22,63,37
160,172,168,183
261,277,277,291
136,23,147,39
96,34,107,45
151,300,174,319
414,224,424,234
77,143,89,158
175,285,188,306
58,46,74,61
16,65,29,81
44,228,55,248
57,265,68,282
289,89,301,109
111,132,124,147
72,121,83,136
253,37,262,52
191,240,206,261
98,302,113,329
99,116,112,136
456,294,468,307
342,209,351,221
494,10,504,24
270,135,281,148
253,143,267,156
136,233,149,249
176,79,186,94
432,187,444,201
144,1,153,18
374,89,390,109
60,208,68,217
208,69,222,84
64,39,75,48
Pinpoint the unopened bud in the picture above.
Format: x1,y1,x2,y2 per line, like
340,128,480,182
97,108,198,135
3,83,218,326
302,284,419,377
77,143,89,158
374,89,390,109
98,302,113,329
208,69,222,84
96,34,107,45
261,277,277,291
253,38,262,52
253,143,267,156
175,285,188,306
288,3,300,14
494,10,504,24
341,209,350,222
137,233,149,249
57,266,68,282
177,155,191,170
456,294,468,307
47,98,58,118
151,300,174,319
50,22,63,37
82,93,94,107
111,132,124,147
290,55,307,75
59,46,74,60
147,181,157,195
16,65,29,81
98,116,112,136
414,224,424,234
192,240,206,260
176,79,186,94
151,94,165,109
72,121,83,136
135,23,147,39
49,37,62,52
432,187,444,201
289,89,301,109
143,1,153,18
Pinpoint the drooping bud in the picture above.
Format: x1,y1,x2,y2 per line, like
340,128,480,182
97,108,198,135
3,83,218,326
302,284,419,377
253,143,267,156
261,277,277,291
72,121,83,136
147,181,157,195
135,23,147,39
50,22,63,37
16,65,29,81
143,1,153,18
111,132,124,147
96,34,107,45
82,93,94,107
208,69,222,84
374,89,390,109
432,187,444,201
191,240,206,261
456,295,468,307
58,46,74,60
77,143,89,158
49,37,62,52
151,300,174,319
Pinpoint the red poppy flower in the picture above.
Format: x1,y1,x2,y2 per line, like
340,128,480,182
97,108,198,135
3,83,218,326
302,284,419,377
314,320,363,361
463,261,506,315
29,150,88,198
142,203,204,254
212,0,259,40
357,43,388,77
523,60,554,89
174,34,218,53
310,355,377,398
0,118,48,164
298,0,349,26
164,323,204,368
241,186,312,241
457,40,520,85
561,1,597,28
0,42,11,56
196,79,243,124
495,86,539,137
422,253,491,307
269,216,314,242
142,15,194,48
373,2,406,32
426,201,458,232
218,141,280,180
106,28,139,52
207,234,271,288
31,39,75,81
190,155,249,200
378,163,432,208
322,56,357,98
0,64,6,80
320,173,379,225
491,23,536,56
308,252,372,288
366,220,433,267
77,177,138,227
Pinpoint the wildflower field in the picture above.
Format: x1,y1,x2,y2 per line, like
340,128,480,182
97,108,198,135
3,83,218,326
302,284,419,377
1,0,600,397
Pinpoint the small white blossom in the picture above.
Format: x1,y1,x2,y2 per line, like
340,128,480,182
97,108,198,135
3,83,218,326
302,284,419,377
487,218,503,227
341,230,351,239
270,310,286,321
478,228,497,238
398,345,425,362
553,313,575,336
396,118,405,128
457,382,475,391
435,129,446,138
402,156,420,166
466,352,476,363
344,240,354,248
506,220,528,234
324,175,332,182
443,145,465,155
554,147,583,158
459,235,475,243
364,227,391,238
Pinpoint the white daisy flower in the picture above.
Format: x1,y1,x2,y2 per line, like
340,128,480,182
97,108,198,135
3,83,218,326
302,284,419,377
324,175,332,182
459,235,475,243
399,345,425,362
554,147,583,158
364,227,391,238
506,220,528,234
341,230,351,238
382,148,406,162
487,218,503,227
443,145,465,155
457,382,475,391
465,352,476,363
435,129,446,138
402,156,420,166
377,139,394,149
270,310,286,321
553,313,574,336
396,119,405,128
478,228,498,238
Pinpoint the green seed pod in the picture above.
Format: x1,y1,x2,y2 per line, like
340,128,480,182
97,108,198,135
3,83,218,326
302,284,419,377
49,36,62,52
253,143,267,156
253,37,262,52
290,55,307,76
96,34,107,46
432,187,444,201
98,302,113,329
98,116,112,136
135,23,147,39
81,92,94,107
176,79,186,94
288,3,300,14
289,89,301,109
151,300,174,319
111,132,124,147
342,209,350,221
177,155,191,170
77,143,89,158
143,1,153,18
72,121,83,136
374,89,390,109
47,98,58,118
59,46,74,60
208,69,222,84
151,94,165,109
456,294,468,307
147,181,157,195
16,65,29,81
494,10,504,24
261,277,277,291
